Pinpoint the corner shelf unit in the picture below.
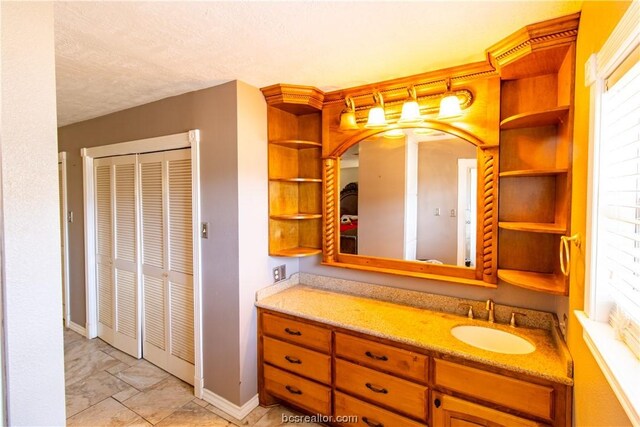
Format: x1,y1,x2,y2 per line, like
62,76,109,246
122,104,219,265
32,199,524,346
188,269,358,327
262,84,325,257
489,20,578,295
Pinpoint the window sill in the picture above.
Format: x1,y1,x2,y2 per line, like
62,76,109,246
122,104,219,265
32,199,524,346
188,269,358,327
575,310,640,426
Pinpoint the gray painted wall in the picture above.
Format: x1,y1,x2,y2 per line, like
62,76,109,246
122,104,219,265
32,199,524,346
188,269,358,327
57,80,288,405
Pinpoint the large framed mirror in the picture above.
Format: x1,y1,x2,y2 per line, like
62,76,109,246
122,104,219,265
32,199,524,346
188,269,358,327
322,122,499,287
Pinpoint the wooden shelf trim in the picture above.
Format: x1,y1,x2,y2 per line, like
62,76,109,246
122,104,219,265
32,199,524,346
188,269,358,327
269,177,322,183
269,139,321,149
498,269,567,295
270,247,322,257
499,169,568,177
499,222,566,234
270,213,322,220
500,106,570,130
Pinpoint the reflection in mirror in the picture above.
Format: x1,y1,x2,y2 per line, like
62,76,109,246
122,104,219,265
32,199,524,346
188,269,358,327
339,128,477,268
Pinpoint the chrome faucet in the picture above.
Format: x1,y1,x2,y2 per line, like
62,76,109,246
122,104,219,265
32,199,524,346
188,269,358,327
485,299,495,323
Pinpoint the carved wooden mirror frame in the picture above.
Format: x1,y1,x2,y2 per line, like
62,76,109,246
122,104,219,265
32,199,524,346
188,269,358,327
321,68,501,287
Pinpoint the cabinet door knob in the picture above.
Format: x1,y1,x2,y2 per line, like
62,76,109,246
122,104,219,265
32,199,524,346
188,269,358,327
365,351,388,361
434,398,441,408
284,328,301,336
285,385,302,395
362,416,384,427
365,383,388,394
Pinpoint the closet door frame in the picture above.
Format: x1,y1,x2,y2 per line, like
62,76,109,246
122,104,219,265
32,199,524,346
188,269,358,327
81,130,203,396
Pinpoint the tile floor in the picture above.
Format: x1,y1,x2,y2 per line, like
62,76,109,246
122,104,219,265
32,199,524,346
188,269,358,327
64,328,323,426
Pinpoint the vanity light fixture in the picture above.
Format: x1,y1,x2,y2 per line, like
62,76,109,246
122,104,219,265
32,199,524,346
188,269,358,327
383,129,405,138
438,77,462,119
339,96,359,131
399,86,422,123
365,91,388,128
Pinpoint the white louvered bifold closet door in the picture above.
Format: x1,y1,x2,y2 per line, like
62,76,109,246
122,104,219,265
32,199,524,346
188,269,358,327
94,155,141,357
139,149,194,385
95,159,114,340
112,156,141,357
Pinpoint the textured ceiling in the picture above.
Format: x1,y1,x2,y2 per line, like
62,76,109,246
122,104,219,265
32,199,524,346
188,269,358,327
54,1,582,126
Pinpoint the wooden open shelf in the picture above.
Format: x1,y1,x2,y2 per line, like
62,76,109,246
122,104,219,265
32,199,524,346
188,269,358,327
498,269,567,295
499,169,568,178
270,246,322,257
500,106,570,130
270,213,322,220
269,177,322,183
269,139,321,149
499,222,566,234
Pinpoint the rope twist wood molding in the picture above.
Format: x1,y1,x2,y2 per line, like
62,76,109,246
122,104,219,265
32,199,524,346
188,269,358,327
323,159,336,261
482,153,495,278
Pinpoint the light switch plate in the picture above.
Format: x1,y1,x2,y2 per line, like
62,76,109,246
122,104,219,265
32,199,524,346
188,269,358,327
201,222,209,239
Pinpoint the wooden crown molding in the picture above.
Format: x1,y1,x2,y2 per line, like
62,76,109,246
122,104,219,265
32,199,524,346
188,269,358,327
486,12,580,71
323,61,497,107
260,83,325,114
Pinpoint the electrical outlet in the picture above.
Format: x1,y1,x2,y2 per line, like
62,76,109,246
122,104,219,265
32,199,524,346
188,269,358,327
273,265,286,283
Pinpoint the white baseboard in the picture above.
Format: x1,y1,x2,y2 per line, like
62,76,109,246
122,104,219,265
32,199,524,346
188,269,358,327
68,321,87,337
194,377,204,399
202,388,259,420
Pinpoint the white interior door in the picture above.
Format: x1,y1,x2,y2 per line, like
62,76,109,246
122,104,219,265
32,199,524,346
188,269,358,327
139,149,194,384
95,155,141,358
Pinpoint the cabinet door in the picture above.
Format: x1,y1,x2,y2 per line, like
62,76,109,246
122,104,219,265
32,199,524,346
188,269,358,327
431,392,547,427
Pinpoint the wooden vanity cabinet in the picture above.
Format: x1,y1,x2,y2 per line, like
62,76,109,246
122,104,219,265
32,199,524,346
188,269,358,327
431,392,548,427
258,310,572,427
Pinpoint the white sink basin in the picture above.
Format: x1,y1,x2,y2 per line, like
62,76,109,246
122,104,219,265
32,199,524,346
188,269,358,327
451,325,535,354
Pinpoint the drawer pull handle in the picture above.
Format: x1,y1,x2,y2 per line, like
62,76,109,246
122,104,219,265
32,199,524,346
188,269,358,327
365,383,388,394
434,398,441,408
284,355,302,364
285,385,302,395
362,417,384,427
365,351,388,361
284,328,302,336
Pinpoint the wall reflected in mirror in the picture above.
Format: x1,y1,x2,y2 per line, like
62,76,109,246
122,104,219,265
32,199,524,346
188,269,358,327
339,128,477,268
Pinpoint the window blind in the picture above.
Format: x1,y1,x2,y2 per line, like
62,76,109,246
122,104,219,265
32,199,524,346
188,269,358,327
600,56,640,358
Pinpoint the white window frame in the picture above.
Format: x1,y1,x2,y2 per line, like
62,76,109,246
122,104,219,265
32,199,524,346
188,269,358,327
578,3,640,425
81,130,204,397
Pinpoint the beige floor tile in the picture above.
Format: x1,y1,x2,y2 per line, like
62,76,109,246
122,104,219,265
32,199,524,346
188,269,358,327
206,403,270,426
155,401,231,426
67,397,151,427
102,347,141,366
252,405,326,427
192,397,209,407
64,328,84,345
115,359,169,390
121,376,194,424
66,370,138,417
66,347,120,386
107,362,132,375
113,387,140,403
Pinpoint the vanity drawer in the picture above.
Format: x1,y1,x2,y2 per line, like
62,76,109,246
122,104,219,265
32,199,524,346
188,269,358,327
263,336,331,384
263,365,331,416
335,391,427,427
262,312,331,353
433,359,554,420
335,359,428,421
335,333,428,383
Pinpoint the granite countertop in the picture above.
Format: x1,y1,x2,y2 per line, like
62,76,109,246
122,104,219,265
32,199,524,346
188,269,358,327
256,284,573,386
